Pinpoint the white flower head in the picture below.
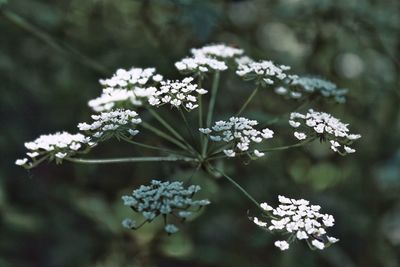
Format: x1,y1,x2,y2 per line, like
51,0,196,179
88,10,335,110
16,132,91,168
200,117,274,159
236,60,290,87
89,67,162,112
99,67,162,89
78,109,141,141
191,43,244,59
253,195,339,251
289,109,361,155
278,76,348,103
175,55,228,74
148,77,207,111
176,43,243,75
121,180,210,234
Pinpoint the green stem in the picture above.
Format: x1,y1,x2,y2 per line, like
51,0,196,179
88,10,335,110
208,138,316,160
236,86,259,116
197,78,204,131
141,122,188,151
203,71,221,156
179,108,197,147
147,108,197,154
66,156,197,165
120,136,188,156
210,166,260,209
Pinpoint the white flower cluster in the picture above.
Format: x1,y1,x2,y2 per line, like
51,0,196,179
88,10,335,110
88,87,157,112
78,109,141,141
175,43,244,74
200,117,274,158
99,67,162,89
289,109,361,155
275,76,348,103
253,195,339,251
175,56,228,73
236,60,290,87
121,180,210,234
148,77,207,110
89,67,162,112
15,132,91,168
191,43,244,59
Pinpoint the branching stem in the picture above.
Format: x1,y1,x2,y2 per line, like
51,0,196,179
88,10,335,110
66,156,197,164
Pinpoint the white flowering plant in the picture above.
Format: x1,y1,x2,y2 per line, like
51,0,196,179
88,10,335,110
16,43,361,251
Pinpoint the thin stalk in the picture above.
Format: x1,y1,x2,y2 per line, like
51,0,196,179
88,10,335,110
25,155,50,170
208,143,235,157
147,108,197,154
66,156,197,165
120,136,188,156
197,76,205,156
141,122,188,151
179,108,197,147
185,163,202,186
203,71,221,156
208,138,316,161
236,86,259,116
197,77,204,130
210,166,260,209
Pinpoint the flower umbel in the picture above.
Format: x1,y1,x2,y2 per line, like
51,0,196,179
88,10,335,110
289,109,361,155
175,43,244,76
121,180,210,234
148,77,207,111
252,195,339,251
77,109,141,141
236,60,290,87
200,117,274,158
89,67,162,112
275,76,348,103
16,132,92,168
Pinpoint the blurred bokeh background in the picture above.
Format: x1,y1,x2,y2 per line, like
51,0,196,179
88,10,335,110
1,0,400,266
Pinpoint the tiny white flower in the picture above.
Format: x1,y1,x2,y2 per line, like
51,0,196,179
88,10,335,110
128,129,139,136
275,86,288,95
274,240,290,251
27,152,39,158
15,158,28,166
289,120,301,128
254,150,265,157
344,146,355,153
311,239,325,250
152,74,163,82
223,149,236,157
327,236,339,243
296,231,308,240
278,195,292,204
196,89,208,94
260,202,273,211
55,152,67,159
294,132,307,140
253,217,268,227
199,128,212,134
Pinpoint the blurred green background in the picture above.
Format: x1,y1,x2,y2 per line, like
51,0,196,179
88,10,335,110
1,0,400,266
